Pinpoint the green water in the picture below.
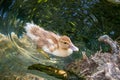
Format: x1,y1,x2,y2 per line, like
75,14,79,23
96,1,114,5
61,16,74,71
0,32,66,80
0,0,120,80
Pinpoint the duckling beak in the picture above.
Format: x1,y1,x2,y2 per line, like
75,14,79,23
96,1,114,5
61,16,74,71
70,44,79,51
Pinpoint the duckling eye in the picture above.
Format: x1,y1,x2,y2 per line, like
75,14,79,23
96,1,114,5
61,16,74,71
63,42,67,44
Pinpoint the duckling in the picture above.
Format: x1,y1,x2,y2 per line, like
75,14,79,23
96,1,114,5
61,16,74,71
24,23,79,57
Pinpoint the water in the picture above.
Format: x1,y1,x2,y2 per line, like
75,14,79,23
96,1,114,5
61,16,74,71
0,0,120,80
0,32,66,79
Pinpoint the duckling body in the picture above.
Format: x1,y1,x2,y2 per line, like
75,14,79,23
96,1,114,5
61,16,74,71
25,23,79,57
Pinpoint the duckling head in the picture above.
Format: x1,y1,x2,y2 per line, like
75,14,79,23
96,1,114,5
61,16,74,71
59,36,79,52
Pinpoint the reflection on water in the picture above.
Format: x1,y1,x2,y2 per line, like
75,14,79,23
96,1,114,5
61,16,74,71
0,32,65,80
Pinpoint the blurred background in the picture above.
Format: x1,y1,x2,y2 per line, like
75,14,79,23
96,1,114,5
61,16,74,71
0,0,120,79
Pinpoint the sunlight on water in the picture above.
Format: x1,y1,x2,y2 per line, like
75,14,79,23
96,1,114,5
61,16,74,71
0,32,64,80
